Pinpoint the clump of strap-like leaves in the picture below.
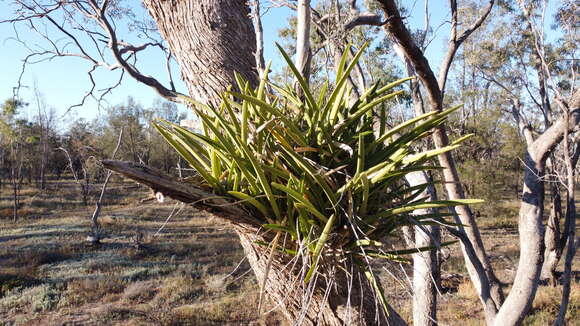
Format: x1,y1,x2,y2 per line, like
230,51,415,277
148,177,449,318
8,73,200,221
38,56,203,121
154,43,479,313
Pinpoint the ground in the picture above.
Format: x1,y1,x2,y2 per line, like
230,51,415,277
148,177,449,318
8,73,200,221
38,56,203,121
0,177,578,325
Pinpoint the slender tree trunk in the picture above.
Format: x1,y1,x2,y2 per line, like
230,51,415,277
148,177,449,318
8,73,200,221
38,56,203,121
12,167,18,222
540,191,562,284
295,0,312,91
554,114,577,326
251,0,266,75
406,171,440,326
493,152,545,326
555,174,576,326
10,142,22,222
35,91,47,190
541,145,579,285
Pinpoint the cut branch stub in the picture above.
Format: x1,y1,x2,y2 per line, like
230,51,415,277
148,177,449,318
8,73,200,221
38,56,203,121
101,160,258,227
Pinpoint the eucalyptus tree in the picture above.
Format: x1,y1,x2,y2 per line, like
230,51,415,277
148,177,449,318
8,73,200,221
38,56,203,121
0,98,30,221
463,1,579,324
374,1,579,325
4,0,577,324
1,1,475,324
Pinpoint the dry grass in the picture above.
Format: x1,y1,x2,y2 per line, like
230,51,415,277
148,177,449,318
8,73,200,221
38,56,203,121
0,178,285,325
0,178,578,325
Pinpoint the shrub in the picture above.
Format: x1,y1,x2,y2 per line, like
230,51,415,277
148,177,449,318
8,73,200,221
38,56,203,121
155,43,478,314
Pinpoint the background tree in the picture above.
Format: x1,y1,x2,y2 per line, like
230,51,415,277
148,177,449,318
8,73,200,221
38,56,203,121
0,98,31,221
375,0,579,325
60,119,103,206
2,0,579,324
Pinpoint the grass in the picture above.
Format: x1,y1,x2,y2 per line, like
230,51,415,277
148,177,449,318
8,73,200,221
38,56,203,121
0,177,285,325
0,177,578,325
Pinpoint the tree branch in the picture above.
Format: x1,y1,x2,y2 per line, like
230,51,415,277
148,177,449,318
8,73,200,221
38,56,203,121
102,160,260,227
3,0,191,106
531,89,580,162
438,0,495,96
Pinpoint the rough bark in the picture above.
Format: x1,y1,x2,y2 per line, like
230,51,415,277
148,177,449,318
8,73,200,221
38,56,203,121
237,224,407,326
102,160,407,325
143,0,259,105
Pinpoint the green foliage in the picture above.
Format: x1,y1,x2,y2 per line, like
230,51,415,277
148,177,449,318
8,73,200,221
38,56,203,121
155,44,479,314
450,109,524,214
97,97,185,173
0,98,26,142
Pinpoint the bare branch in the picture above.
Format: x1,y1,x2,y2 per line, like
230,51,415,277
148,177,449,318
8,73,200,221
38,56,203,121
343,13,383,31
2,0,191,106
102,160,260,228
438,0,495,96
90,128,123,240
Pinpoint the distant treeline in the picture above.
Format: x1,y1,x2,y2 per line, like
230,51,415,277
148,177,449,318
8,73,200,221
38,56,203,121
0,96,186,201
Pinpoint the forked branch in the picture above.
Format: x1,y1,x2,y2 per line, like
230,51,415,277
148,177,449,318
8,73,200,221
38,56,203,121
2,0,190,107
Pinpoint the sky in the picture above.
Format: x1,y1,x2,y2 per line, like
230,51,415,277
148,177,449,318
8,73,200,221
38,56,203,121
0,0,550,127
0,2,297,124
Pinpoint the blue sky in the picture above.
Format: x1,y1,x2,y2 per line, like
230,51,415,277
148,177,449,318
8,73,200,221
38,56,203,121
0,2,296,124
0,1,516,125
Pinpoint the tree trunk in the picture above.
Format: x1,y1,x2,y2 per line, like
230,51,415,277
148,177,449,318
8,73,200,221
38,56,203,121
406,171,440,326
540,191,562,285
235,224,406,326
251,0,266,75
493,153,545,326
555,150,577,325
12,168,18,222
143,0,259,105
127,3,409,323
295,0,312,83
103,160,407,325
